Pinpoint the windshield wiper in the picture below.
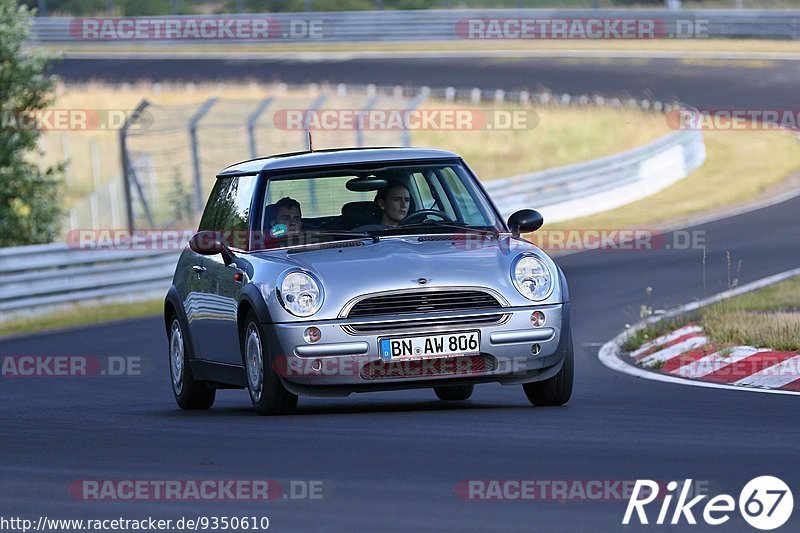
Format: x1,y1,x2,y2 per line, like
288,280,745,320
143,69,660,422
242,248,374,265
382,221,498,236
308,230,380,243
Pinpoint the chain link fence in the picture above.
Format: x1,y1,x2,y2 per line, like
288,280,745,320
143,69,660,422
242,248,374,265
116,84,420,230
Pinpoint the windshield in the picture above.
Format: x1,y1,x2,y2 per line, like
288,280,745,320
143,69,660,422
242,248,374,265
255,160,503,249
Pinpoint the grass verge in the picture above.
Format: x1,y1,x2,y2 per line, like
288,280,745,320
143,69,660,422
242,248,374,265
620,315,691,353
0,299,163,339
621,275,800,355
700,275,800,351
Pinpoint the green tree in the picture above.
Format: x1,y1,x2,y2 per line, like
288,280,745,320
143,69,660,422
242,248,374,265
0,0,63,247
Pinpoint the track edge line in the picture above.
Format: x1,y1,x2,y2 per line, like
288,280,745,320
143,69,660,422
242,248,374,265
598,266,800,396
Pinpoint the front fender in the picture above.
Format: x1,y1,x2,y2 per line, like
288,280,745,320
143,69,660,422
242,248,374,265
558,265,570,303
238,283,274,327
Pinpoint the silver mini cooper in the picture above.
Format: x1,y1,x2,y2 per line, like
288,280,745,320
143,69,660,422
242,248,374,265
164,147,572,415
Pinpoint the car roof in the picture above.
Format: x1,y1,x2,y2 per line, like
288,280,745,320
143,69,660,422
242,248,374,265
218,147,461,176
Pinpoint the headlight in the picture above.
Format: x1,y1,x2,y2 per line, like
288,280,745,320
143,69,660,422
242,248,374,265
277,271,323,317
512,254,554,301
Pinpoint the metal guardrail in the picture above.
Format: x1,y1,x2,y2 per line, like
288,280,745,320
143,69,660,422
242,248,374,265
0,126,706,320
485,129,706,222
26,10,800,43
0,243,178,316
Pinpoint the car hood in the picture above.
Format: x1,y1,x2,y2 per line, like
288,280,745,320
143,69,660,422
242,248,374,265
251,234,563,321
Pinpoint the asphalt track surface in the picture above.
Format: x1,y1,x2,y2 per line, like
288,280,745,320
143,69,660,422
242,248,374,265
51,56,800,108
2,57,798,531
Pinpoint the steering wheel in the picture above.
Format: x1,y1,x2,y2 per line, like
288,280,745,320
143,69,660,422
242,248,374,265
399,209,454,225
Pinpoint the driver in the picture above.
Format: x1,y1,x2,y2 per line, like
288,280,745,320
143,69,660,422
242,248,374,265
270,197,303,236
375,180,411,227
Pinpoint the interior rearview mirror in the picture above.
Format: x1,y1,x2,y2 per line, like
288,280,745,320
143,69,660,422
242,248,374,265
346,176,389,192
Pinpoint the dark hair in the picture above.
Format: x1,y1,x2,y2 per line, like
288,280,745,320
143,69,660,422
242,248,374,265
274,196,300,213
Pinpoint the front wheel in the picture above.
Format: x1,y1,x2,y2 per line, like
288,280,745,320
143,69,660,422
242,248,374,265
242,311,298,416
169,315,215,410
523,332,573,406
434,384,474,401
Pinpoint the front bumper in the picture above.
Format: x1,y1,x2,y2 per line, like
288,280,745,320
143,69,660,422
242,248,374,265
263,303,570,396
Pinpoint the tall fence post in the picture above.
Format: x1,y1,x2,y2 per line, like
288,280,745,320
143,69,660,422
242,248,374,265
247,96,275,159
402,87,429,147
189,98,218,215
303,94,328,149
355,94,379,148
119,99,150,230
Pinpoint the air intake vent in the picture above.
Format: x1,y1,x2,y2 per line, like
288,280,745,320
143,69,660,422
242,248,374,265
346,289,501,318
287,240,365,254
361,354,495,380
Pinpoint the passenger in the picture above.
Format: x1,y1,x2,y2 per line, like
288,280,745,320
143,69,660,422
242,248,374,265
270,197,303,236
375,180,411,227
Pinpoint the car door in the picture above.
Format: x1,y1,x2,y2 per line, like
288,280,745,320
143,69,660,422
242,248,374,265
190,174,258,366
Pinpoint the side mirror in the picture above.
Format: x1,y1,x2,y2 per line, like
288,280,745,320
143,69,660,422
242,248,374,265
189,231,235,263
507,209,544,236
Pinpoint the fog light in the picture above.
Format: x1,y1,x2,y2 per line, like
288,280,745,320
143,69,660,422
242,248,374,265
311,359,322,371
304,327,322,344
531,343,541,356
530,311,546,327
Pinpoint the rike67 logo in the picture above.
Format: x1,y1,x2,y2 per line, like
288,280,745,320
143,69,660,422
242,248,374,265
624,476,793,530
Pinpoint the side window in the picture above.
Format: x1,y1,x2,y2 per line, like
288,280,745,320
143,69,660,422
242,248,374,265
440,167,487,225
198,181,222,232
198,176,257,250
412,172,436,209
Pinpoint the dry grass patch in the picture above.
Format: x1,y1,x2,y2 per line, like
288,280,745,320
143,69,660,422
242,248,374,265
0,299,163,339
700,275,800,351
702,309,800,351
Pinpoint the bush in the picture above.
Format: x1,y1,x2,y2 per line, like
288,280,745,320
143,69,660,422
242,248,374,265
0,0,63,247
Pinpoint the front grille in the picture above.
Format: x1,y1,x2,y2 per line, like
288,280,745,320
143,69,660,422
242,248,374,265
344,313,507,334
360,354,496,380
346,289,502,318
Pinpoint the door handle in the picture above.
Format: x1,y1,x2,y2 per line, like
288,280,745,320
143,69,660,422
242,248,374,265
192,265,207,273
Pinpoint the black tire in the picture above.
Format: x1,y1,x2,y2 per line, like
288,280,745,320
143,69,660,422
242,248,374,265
241,311,298,416
168,314,215,410
523,332,573,406
434,384,474,401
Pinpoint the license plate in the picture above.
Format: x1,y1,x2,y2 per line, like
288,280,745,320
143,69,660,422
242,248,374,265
379,331,480,361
